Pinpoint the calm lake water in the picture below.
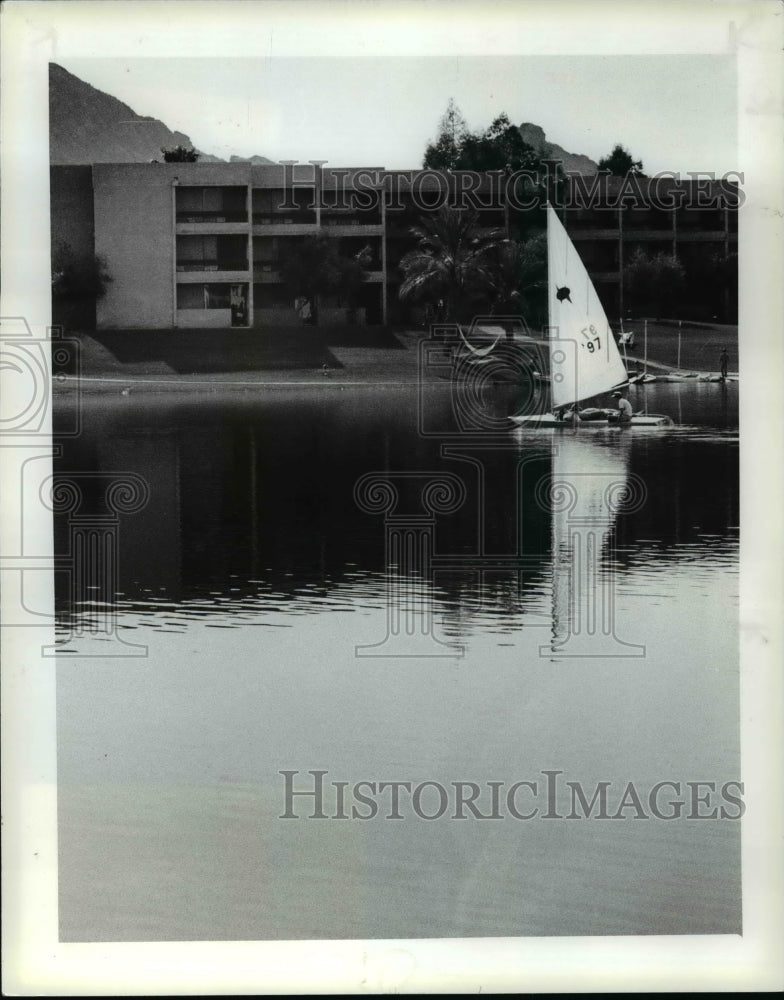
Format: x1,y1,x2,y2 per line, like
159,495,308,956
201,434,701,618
54,380,740,941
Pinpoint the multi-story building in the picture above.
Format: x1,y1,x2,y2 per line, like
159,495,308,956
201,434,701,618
50,162,738,330
563,175,738,320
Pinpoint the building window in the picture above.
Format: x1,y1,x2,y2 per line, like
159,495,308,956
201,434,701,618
176,186,248,222
578,241,618,271
567,207,618,229
624,206,672,231
254,236,276,262
252,188,316,224
177,283,234,309
676,206,725,232
176,283,248,325
176,234,248,271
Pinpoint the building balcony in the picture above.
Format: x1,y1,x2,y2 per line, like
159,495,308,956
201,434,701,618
321,205,382,221
252,265,382,283
176,268,250,284
674,230,734,243
622,229,676,241
251,221,319,236
253,211,317,226
176,221,250,235
253,268,284,283
176,259,249,272
176,211,248,223
322,221,384,236
568,229,621,241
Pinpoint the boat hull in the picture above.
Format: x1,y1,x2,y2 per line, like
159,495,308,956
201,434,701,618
510,412,674,428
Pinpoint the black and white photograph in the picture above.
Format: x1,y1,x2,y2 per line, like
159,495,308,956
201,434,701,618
2,1,782,993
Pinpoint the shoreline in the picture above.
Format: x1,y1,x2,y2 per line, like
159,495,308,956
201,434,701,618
52,374,455,394
50,323,738,396
51,367,739,397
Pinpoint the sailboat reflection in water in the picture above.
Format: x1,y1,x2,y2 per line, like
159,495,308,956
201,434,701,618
532,430,647,658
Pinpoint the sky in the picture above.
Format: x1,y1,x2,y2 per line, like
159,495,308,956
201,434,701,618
61,54,738,176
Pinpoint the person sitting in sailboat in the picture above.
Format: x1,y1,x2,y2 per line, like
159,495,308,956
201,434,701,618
610,390,633,424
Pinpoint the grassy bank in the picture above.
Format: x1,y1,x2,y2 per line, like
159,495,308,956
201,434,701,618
55,320,737,388
614,320,738,374
59,325,425,385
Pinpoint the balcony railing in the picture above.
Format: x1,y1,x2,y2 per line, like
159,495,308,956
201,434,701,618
176,211,248,223
322,216,381,228
253,211,317,225
176,259,249,272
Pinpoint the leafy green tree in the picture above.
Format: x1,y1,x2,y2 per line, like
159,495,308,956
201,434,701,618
598,144,644,177
398,206,505,323
625,248,685,318
423,99,469,170
279,235,340,325
457,113,540,174
51,240,112,330
424,105,541,175
161,145,199,162
279,234,370,325
422,106,563,239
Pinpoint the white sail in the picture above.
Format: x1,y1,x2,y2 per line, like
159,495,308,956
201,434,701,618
547,205,628,409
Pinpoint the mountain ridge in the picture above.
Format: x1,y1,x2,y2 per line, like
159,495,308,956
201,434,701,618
50,63,598,174
518,122,599,175
50,63,198,164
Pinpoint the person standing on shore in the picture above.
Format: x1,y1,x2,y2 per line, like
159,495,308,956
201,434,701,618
720,348,729,380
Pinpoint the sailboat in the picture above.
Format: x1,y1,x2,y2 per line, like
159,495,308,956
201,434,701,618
511,205,672,428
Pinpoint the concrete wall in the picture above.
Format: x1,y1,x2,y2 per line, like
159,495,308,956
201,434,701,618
50,166,98,330
50,165,95,259
93,163,255,329
176,308,233,328
94,164,180,328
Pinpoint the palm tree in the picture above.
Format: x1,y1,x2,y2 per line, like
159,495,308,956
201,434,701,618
279,235,372,325
398,206,505,324
486,232,548,329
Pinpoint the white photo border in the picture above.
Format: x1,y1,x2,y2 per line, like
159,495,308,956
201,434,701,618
1,0,782,993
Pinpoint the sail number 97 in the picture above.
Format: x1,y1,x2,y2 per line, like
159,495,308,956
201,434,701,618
581,324,601,353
